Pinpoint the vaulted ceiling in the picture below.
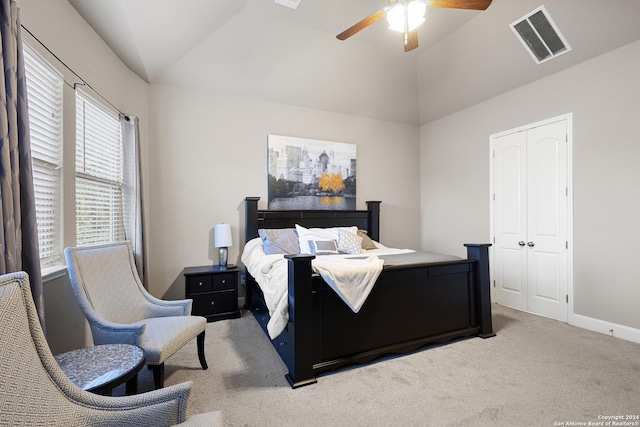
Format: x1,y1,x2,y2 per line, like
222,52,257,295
68,0,640,125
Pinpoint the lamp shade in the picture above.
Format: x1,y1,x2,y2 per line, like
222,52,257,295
214,224,233,247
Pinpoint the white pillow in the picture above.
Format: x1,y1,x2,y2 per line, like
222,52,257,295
295,224,358,254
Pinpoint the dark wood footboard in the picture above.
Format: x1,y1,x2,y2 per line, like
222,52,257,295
243,197,494,388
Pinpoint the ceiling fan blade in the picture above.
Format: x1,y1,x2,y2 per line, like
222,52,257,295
404,29,419,52
427,0,492,10
336,9,386,40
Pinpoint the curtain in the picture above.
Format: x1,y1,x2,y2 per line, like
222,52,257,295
121,114,147,288
0,0,44,326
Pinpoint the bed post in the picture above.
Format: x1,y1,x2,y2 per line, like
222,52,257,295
244,197,261,310
244,197,261,241
464,243,496,339
284,254,317,388
366,201,381,242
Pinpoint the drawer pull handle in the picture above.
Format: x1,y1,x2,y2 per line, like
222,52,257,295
221,279,226,284
210,301,215,306
198,282,203,286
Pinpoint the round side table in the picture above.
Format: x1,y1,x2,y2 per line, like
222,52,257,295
55,344,145,395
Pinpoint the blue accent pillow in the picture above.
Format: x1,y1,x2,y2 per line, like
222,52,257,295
308,240,339,255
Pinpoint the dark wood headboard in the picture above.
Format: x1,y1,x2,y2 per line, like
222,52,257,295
244,197,380,243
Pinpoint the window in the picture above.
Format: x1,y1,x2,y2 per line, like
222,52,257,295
75,90,125,246
23,44,64,267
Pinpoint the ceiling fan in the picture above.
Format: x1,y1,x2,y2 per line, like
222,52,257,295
336,0,492,52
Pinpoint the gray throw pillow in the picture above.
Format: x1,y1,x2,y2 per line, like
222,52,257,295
258,228,300,254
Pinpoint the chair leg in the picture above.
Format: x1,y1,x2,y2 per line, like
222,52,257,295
197,331,208,370
151,363,164,389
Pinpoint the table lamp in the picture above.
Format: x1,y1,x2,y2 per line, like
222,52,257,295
214,223,232,268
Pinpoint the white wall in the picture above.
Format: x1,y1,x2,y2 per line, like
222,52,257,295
17,0,150,353
420,39,640,331
148,84,421,299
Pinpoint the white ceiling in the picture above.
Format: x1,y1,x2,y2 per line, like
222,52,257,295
68,0,640,125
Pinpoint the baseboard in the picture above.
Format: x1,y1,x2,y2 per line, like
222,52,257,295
573,314,640,345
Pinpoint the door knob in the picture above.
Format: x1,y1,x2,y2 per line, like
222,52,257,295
527,241,535,247
518,241,526,247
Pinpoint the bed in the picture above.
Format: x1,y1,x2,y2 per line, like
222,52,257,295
242,197,494,388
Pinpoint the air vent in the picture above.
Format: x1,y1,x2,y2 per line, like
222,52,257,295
510,6,571,64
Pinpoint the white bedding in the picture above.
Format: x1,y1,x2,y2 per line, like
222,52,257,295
241,237,413,339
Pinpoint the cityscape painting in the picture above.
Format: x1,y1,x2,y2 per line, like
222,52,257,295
267,135,357,210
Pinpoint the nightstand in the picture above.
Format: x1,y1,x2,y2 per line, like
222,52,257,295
184,265,241,322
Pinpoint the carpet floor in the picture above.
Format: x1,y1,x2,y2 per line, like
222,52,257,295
120,304,640,427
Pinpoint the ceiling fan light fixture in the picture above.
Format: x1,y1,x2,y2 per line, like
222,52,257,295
387,0,426,33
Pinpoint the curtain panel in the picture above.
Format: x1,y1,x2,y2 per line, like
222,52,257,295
121,114,147,288
0,0,44,326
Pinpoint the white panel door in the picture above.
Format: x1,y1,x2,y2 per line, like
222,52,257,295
525,121,568,321
493,131,527,311
492,119,569,323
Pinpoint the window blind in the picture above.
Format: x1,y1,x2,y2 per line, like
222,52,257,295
75,89,125,246
24,44,63,266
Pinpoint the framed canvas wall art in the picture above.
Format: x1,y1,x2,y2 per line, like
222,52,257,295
267,135,356,210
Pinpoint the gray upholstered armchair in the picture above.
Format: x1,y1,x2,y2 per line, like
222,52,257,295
0,271,222,426
64,241,207,389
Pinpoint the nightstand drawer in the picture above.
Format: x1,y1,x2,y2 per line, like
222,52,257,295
186,274,212,294
192,291,237,316
212,273,235,291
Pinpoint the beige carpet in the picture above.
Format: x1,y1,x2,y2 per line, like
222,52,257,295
121,304,640,426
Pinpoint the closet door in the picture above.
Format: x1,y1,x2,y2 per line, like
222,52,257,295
492,119,569,323
525,121,568,321
493,131,528,311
